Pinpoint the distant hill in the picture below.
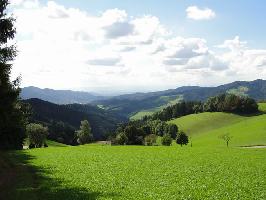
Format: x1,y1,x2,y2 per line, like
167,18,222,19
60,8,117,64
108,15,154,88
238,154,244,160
24,98,126,140
94,79,266,119
21,79,266,119
21,86,107,104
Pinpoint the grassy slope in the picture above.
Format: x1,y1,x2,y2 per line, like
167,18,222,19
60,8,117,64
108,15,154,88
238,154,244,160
169,103,266,147
46,140,69,147
1,146,265,200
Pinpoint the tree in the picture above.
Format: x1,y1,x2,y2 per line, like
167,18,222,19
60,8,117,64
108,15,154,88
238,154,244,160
219,133,233,147
26,123,48,148
116,132,128,145
161,134,172,146
176,131,189,147
155,121,167,136
144,134,157,146
165,124,178,139
76,120,93,145
124,125,144,145
0,0,29,150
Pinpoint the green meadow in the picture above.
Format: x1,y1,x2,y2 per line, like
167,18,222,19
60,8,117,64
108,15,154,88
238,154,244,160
1,145,265,200
1,104,266,200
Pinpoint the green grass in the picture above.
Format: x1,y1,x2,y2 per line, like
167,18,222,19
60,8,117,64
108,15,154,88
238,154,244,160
2,109,266,199
169,112,266,147
46,140,69,147
1,146,265,200
169,112,247,136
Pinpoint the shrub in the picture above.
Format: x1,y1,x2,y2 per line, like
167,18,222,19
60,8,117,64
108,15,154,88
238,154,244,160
116,132,128,145
145,134,157,146
176,131,189,147
161,134,172,146
26,123,48,148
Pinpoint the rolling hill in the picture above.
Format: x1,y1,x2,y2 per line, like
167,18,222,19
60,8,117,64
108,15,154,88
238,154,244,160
168,103,266,147
95,79,266,119
21,79,266,120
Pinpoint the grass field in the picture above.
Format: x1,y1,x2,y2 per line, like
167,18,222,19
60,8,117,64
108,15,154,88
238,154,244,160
1,107,266,199
1,145,265,200
169,104,266,147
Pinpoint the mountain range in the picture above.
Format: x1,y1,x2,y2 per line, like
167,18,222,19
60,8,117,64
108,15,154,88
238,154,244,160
21,79,266,120
21,86,107,104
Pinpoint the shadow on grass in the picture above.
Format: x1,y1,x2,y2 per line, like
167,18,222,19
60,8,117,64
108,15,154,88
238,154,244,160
230,110,266,117
0,151,120,200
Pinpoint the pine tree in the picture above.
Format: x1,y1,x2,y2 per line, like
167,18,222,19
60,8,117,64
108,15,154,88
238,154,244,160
0,0,27,149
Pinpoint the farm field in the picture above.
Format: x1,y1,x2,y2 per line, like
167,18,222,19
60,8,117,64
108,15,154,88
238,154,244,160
1,145,266,200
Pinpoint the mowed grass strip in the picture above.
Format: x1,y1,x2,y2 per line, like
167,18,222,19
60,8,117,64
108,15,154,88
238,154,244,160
2,145,266,200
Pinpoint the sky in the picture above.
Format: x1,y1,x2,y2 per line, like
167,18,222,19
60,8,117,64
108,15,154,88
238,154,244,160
8,0,266,94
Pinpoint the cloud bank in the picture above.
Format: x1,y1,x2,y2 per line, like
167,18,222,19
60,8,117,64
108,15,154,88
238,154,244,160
9,0,266,93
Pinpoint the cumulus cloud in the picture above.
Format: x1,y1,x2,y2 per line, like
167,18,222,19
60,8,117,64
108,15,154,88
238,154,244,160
8,1,266,92
186,6,216,20
87,57,122,66
104,22,134,38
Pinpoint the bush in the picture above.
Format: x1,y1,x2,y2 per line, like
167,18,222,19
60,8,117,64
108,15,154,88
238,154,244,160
176,131,189,147
116,132,128,145
145,134,157,146
161,134,172,146
26,123,48,148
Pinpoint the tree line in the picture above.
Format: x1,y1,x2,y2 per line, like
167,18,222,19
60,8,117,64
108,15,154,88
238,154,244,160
147,93,258,122
110,93,258,146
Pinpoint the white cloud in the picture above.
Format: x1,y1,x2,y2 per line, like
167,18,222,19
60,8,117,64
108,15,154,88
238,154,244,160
87,57,122,66
8,1,266,93
186,6,216,20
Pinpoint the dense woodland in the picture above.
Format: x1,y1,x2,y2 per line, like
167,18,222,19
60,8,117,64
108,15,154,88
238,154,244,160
24,98,126,145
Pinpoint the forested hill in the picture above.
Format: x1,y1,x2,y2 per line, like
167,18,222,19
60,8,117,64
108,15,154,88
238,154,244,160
93,79,266,118
24,98,126,141
21,79,266,119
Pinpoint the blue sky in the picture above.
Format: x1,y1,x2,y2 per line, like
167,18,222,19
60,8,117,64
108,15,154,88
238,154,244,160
51,0,266,48
10,0,266,94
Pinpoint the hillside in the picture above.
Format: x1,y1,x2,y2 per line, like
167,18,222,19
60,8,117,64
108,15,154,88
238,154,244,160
24,98,126,141
169,103,266,147
21,80,266,119
21,86,107,104
95,79,266,119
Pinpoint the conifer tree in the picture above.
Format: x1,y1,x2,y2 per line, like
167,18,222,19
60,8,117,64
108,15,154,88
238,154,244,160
0,0,28,149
